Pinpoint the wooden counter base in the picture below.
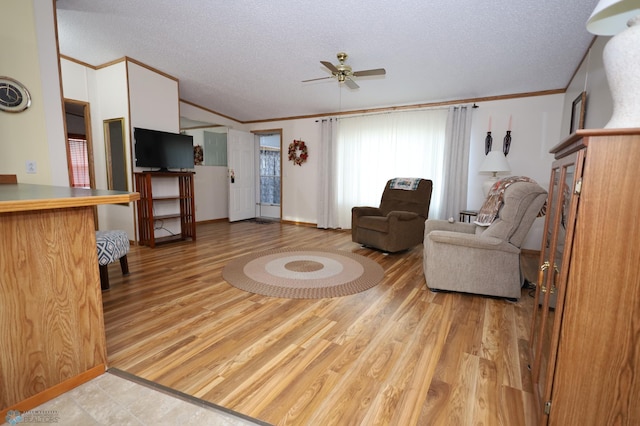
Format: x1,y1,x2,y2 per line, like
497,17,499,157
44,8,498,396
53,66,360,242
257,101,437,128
0,184,139,414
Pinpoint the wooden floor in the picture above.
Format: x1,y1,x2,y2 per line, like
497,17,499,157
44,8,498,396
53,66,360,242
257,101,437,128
102,221,539,425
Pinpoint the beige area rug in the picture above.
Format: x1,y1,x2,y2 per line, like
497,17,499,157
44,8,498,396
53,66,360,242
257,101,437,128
222,248,385,298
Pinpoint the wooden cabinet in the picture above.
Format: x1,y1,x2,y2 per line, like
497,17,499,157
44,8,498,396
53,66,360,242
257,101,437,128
529,129,640,425
134,172,196,248
0,184,138,418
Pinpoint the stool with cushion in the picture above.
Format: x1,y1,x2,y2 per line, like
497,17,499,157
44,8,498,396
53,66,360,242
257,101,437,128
96,230,130,290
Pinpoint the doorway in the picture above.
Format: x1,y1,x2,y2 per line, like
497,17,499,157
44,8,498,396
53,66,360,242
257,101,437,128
64,99,98,227
254,130,282,221
64,100,95,189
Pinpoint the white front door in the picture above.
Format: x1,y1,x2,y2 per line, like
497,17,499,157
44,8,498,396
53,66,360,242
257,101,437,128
227,129,256,222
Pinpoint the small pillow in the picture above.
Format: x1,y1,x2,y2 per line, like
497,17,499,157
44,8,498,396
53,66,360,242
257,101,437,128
389,178,421,191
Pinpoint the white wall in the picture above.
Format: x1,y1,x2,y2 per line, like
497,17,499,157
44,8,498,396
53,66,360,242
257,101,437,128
178,102,246,222
128,62,182,238
34,0,68,186
61,58,182,239
96,62,134,236
184,127,230,221
1,0,65,185
61,59,92,101
17,1,617,255
193,166,229,221
245,96,562,251
129,62,179,136
179,102,244,129
466,94,564,250
62,58,134,235
562,36,613,133
56,29,613,251
181,104,321,225
248,119,318,224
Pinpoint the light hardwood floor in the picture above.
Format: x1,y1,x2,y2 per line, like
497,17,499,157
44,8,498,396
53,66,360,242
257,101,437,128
101,221,539,425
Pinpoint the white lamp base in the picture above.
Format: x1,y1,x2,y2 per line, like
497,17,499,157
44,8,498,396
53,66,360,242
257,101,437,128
603,15,640,129
482,176,498,197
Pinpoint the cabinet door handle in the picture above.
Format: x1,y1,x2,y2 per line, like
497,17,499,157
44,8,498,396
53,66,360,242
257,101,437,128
539,261,557,294
574,177,582,195
551,266,559,294
538,261,549,287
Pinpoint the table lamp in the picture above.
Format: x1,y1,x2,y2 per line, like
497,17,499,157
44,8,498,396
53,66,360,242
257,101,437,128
479,150,511,196
587,0,640,128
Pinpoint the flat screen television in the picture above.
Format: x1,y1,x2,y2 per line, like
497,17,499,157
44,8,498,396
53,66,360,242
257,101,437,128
134,127,194,171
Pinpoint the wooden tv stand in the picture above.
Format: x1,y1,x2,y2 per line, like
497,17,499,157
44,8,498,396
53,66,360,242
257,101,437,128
134,171,196,248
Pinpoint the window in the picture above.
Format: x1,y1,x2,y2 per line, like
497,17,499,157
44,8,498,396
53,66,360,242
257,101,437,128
333,109,448,226
68,137,90,188
260,147,280,205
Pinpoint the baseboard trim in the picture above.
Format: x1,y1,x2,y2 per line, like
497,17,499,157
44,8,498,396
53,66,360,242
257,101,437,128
196,218,228,225
280,219,316,227
1,364,106,420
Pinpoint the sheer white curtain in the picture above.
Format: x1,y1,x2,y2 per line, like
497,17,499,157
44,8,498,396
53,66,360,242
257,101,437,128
440,105,473,219
317,118,339,228
318,109,449,229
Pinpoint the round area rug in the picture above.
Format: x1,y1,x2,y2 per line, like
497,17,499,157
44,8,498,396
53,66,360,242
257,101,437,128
222,248,385,298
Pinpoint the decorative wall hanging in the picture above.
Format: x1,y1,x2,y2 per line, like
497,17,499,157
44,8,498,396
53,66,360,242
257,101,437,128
503,115,512,156
288,139,308,166
194,145,203,165
485,132,493,155
503,131,512,156
502,130,511,156
485,116,492,155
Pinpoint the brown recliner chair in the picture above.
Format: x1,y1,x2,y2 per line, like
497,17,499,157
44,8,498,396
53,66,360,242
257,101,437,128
352,178,433,253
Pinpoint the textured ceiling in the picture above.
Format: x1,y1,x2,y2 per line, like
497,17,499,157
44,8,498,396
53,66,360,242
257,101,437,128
56,0,600,123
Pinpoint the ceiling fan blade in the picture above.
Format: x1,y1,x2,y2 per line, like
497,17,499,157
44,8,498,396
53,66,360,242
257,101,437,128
344,78,359,89
320,61,339,73
302,76,333,83
353,68,386,77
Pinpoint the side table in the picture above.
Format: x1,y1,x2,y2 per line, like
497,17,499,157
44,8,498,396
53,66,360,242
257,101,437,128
459,209,478,223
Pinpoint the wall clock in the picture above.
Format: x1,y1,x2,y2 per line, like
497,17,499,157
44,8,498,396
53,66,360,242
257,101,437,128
0,76,32,113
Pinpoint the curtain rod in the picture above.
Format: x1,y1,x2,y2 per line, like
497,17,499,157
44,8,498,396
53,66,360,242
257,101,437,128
316,103,475,122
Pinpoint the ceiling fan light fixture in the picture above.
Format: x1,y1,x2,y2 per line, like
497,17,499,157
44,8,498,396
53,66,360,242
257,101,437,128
302,52,385,89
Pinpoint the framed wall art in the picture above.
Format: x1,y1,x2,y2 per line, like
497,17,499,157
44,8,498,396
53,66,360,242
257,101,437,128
570,91,587,134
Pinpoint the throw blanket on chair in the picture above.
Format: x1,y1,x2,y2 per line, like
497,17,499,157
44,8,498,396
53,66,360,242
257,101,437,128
474,176,537,226
389,178,421,190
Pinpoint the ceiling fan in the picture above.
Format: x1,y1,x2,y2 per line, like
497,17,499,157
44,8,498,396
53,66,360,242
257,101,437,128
302,52,386,89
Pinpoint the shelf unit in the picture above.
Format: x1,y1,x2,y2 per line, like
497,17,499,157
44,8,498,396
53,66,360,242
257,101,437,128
134,171,196,248
528,129,640,424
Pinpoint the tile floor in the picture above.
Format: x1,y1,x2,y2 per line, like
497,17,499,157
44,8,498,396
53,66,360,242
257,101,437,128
3,369,270,426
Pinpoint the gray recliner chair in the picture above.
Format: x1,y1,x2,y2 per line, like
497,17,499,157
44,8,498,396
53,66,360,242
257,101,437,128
423,180,547,299
352,178,433,253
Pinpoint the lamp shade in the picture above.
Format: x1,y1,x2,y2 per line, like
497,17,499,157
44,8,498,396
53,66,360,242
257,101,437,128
587,0,640,35
479,150,511,174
